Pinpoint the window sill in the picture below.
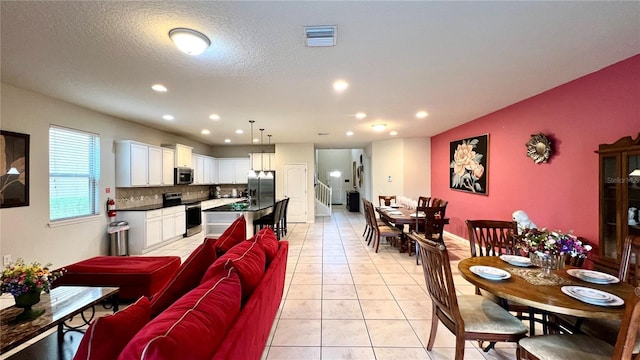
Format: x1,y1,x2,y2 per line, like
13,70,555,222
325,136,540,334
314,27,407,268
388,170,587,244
48,214,103,228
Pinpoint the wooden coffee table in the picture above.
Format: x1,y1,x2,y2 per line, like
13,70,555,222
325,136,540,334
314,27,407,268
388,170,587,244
1,286,119,354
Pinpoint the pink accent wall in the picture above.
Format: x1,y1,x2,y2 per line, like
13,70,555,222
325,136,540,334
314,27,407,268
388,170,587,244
431,54,640,247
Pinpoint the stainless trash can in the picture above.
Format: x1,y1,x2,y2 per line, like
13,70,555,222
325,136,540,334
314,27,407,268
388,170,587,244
108,221,130,256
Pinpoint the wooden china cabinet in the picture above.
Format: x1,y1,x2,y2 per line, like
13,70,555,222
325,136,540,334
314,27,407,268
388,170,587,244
593,133,640,273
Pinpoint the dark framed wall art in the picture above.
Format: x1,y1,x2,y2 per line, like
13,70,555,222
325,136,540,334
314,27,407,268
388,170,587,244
449,133,488,195
1,130,30,208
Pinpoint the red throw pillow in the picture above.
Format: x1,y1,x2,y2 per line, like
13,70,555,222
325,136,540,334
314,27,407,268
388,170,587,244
213,215,247,255
119,271,241,360
204,241,266,300
149,239,217,317
249,227,278,264
74,296,150,360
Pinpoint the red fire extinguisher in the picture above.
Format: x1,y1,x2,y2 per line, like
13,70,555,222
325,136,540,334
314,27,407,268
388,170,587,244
107,198,116,218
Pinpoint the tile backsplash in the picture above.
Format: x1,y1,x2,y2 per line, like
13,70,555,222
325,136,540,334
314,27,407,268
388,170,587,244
115,184,247,209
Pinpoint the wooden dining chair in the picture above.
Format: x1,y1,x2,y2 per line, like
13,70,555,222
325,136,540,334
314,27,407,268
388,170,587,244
408,206,447,262
517,286,640,360
365,199,402,252
558,234,640,354
466,220,519,258
378,195,396,207
417,196,431,207
431,197,448,209
414,235,527,360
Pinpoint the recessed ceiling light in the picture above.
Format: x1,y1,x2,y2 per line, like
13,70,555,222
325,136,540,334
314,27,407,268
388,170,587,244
169,28,211,56
235,129,244,134
355,112,366,120
201,129,210,135
224,139,231,143
209,114,220,120
416,111,428,119
372,124,387,132
162,114,174,120
253,138,259,143
346,131,354,136
390,131,398,136
333,79,349,92
151,84,167,92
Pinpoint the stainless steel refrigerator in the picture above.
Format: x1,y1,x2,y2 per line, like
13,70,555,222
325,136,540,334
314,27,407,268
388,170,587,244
248,172,275,208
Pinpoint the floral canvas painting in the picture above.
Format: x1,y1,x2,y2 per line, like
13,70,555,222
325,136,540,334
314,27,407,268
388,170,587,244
450,134,488,195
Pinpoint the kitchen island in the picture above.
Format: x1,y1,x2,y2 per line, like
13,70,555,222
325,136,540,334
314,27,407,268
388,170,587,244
203,200,274,238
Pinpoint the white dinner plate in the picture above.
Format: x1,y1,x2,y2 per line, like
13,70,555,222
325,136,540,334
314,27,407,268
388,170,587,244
470,266,511,280
499,255,532,267
387,211,403,215
566,269,620,284
410,212,426,218
561,286,624,307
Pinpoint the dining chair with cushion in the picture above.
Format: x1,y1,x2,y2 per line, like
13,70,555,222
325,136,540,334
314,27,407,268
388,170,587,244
414,235,527,360
365,199,402,252
378,195,397,207
408,206,447,262
517,286,640,360
466,220,519,259
554,234,640,354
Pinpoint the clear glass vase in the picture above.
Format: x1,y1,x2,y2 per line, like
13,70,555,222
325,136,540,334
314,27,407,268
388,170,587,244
529,252,565,277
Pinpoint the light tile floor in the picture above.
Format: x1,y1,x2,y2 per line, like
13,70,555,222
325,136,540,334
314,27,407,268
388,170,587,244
1,206,523,359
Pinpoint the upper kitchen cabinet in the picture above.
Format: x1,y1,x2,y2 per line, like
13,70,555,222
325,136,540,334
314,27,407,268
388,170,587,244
174,143,193,168
218,158,250,184
116,140,174,187
595,133,640,272
192,154,218,185
162,148,175,185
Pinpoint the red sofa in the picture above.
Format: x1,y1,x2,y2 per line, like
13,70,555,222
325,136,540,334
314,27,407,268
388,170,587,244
73,217,288,360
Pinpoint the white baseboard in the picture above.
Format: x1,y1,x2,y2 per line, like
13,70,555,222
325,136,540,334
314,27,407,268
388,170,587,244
444,230,468,243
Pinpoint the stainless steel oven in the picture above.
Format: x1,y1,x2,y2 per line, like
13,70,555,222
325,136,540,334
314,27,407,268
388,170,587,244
184,202,202,237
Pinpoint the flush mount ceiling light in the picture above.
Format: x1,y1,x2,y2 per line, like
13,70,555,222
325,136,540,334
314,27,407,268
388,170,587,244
162,114,174,120
333,79,349,92
355,112,367,120
151,84,167,92
371,124,387,132
346,131,354,136
416,111,429,119
169,28,211,56
235,129,244,134
224,139,231,143
201,129,210,135
304,26,337,47
390,131,398,136
209,114,220,120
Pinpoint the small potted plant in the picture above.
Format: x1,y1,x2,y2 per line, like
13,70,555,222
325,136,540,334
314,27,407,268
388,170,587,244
1,258,65,322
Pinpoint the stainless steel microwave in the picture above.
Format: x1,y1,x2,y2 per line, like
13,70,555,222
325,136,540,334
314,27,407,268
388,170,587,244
174,167,194,185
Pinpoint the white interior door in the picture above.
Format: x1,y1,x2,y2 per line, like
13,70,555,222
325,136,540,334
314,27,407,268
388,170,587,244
283,164,308,223
327,169,344,204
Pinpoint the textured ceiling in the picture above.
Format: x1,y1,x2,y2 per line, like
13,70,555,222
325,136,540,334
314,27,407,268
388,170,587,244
1,1,639,148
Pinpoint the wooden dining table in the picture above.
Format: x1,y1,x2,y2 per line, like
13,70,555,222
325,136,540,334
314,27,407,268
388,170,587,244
458,256,634,320
376,206,449,252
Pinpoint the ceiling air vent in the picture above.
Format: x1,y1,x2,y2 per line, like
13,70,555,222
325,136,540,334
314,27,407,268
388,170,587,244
304,26,337,47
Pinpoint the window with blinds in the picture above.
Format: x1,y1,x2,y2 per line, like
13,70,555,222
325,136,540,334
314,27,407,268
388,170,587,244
49,126,100,221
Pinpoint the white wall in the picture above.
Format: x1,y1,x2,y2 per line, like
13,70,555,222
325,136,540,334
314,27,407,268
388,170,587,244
274,143,315,223
403,137,431,200
0,84,211,268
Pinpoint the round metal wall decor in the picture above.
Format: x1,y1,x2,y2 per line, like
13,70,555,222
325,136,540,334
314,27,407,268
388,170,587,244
526,133,552,164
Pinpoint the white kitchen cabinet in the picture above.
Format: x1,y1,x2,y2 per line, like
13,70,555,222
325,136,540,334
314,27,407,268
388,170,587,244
192,154,206,184
192,154,217,185
175,144,193,168
162,148,175,186
204,156,217,184
116,141,175,187
148,146,163,186
251,153,275,172
118,205,185,254
217,158,250,184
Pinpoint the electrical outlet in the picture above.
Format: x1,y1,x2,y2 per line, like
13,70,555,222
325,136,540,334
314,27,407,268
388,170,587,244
3,254,12,266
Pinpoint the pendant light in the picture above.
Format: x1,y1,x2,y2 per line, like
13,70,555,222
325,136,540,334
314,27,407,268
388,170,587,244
265,134,274,178
258,128,266,178
247,121,257,178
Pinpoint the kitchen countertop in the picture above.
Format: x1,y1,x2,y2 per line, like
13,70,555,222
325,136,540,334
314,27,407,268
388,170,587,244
117,197,246,211
203,201,275,212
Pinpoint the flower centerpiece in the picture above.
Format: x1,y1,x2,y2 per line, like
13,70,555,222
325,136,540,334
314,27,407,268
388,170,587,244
515,228,591,276
1,258,65,322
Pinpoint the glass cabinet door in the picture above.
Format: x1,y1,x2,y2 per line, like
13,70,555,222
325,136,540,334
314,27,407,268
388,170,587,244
601,155,619,259
627,152,640,239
